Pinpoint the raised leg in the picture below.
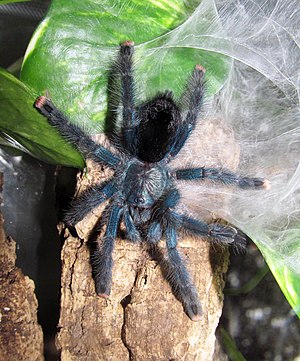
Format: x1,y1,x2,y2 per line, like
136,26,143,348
164,225,202,321
118,41,139,155
35,96,121,168
170,65,206,158
64,181,117,226
175,167,270,189
90,204,123,297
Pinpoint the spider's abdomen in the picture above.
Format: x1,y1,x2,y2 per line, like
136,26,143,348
123,160,168,208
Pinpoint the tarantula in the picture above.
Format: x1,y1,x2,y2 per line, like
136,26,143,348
35,41,269,321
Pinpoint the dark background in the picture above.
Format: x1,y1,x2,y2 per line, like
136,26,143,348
0,1,299,360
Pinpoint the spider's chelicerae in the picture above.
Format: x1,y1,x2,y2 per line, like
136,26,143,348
35,41,270,321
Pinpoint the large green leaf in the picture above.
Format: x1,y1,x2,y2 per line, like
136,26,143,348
0,68,84,167
21,0,230,132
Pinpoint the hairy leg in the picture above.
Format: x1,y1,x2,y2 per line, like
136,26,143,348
146,188,179,243
175,212,247,250
163,225,203,321
118,41,139,155
90,204,123,296
170,65,206,158
123,207,141,242
175,166,270,189
35,96,121,168
64,181,117,226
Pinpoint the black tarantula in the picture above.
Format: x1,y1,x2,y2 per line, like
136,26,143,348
35,41,270,321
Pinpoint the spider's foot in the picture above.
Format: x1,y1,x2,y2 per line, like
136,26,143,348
195,64,206,73
34,95,54,117
35,95,47,108
120,40,134,55
192,65,206,84
95,281,111,298
121,40,134,47
97,293,110,299
239,177,271,190
233,231,248,252
63,212,80,227
261,179,271,190
209,223,237,244
182,289,203,322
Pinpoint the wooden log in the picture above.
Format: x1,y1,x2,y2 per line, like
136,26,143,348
0,174,44,361
56,117,239,360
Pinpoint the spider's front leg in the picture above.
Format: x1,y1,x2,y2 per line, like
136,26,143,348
170,65,206,158
90,204,123,297
118,40,139,155
175,167,271,190
34,96,121,168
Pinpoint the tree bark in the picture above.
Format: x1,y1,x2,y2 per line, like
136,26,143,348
0,174,44,361
56,117,239,360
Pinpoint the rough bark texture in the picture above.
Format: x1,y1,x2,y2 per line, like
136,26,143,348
56,117,240,360
0,174,44,361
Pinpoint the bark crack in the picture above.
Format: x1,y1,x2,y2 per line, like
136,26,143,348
120,268,142,361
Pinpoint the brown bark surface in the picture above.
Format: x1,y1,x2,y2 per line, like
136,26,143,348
0,174,44,361
56,117,239,360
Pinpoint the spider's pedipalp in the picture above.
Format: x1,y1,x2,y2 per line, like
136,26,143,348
64,181,117,226
90,204,123,297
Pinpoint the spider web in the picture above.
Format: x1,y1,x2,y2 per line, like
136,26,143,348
168,0,300,313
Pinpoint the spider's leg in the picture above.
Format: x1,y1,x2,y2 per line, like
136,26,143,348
147,188,180,243
64,181,117,226
147,221,162,244
163,225,203,321
170,65,206,158
176,212,247,250
123,207,141,242
90,204,123,297
35,96,121,168
175,167,270,189
119,41,139,155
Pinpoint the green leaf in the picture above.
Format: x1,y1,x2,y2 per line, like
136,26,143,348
21,0,230,132
0,68,84,167
258,242,300,318
220,328,247,361
0,0,29,4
